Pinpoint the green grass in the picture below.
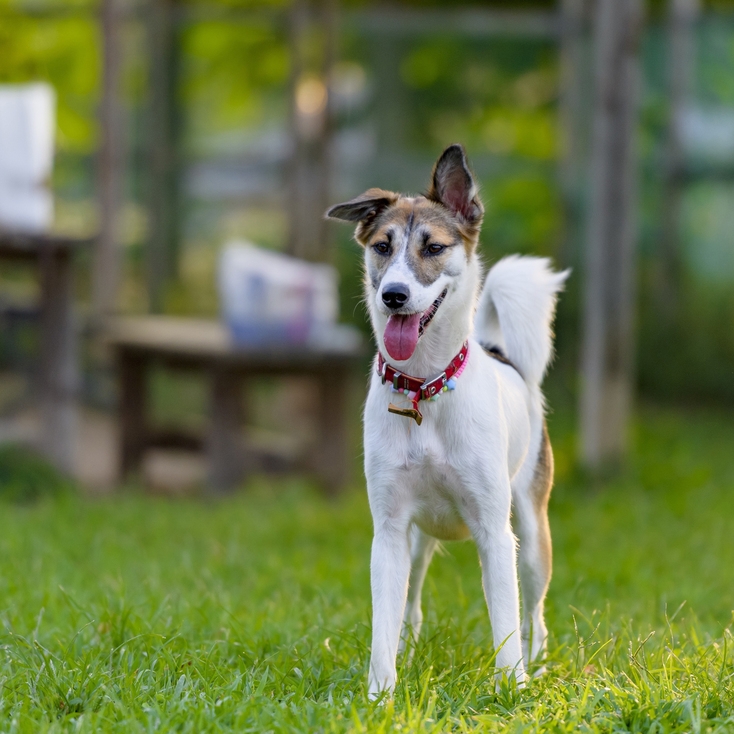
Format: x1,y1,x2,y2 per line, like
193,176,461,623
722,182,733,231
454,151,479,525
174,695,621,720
1,404,734,732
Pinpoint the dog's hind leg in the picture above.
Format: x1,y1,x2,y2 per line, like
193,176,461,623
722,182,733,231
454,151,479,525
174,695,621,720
464,471,525,684
514,421,553,671
399,525,438,655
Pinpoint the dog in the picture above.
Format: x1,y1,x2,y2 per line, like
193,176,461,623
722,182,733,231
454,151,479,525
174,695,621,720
326,144,568,697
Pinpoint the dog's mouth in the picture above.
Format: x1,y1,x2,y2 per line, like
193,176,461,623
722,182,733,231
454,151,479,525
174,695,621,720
419,288,447,337
383,288,448,362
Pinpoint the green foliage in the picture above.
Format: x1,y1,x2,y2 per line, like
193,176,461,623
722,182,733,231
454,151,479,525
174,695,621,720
182,20,289,150
0,5,99,155
637,272,734,403
1,404,734,730
356,32,558,158
0,445,75,504
481,172,561,258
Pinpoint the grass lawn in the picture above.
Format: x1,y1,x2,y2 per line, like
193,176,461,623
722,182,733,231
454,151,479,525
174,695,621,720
1,403,734,732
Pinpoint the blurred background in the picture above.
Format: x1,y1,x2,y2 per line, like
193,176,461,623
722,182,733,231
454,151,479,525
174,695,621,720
0,0,733,495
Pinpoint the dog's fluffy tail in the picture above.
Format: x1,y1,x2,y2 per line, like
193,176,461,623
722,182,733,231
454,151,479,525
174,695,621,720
474,256,569,387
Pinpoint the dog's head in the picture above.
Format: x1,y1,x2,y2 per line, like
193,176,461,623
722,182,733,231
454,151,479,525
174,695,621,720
326,144,483,362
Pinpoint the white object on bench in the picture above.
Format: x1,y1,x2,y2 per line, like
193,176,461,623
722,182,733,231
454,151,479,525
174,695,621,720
218,241,340,346
0,83,56,232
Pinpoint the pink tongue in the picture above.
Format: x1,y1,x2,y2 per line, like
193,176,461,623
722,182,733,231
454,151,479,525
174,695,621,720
384,313,421,361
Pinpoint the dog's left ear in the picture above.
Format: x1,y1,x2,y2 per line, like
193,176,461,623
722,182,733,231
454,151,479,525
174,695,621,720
427,144,483,225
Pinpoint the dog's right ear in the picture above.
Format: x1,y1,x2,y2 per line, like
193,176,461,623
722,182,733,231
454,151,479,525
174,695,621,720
325,188,398,223
325,188,398,244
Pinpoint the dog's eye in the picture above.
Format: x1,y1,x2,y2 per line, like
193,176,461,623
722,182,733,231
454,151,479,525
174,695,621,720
425,243,446,256
372,242,390,255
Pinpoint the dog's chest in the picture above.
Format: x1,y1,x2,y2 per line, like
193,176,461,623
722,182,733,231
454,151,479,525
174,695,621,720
398,437,473,541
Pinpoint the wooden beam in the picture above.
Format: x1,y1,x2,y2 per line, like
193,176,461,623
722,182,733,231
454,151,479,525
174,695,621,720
579,0,643,469
166,5,557,37
346,8,559,39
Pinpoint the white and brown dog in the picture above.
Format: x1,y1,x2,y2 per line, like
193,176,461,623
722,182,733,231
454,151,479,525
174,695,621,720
326,144,568,697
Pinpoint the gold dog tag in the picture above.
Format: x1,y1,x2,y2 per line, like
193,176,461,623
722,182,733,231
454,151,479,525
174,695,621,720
388,403,423,425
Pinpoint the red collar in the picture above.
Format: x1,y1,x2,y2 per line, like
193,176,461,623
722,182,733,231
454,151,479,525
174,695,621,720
376,341,469,425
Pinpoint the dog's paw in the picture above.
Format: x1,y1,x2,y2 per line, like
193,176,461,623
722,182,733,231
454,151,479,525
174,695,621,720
367,670,396,703
367,684,396,706
367,690,392,706
492,667,527,694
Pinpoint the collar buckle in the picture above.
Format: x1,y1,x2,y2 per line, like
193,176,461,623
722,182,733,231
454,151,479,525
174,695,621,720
420,371,446,397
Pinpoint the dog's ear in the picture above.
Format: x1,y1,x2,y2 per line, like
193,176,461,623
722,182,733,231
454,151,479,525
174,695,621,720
427,144,483,225
325,188,399,245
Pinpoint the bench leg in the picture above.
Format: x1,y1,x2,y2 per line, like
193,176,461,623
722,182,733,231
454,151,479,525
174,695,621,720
315,371,350,495
207,368,243,493
118,350,147,481
39,252,78,473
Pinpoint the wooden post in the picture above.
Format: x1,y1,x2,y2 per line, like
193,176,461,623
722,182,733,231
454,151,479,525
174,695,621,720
371,24,407,188
558,0,590,268
579,0,643,469
314,369,349,495
287,0,337,263
118,348,148,479
93,0,125,320
147,0,180,312
657,0,699,314
206,368,244,493
39,250,78,473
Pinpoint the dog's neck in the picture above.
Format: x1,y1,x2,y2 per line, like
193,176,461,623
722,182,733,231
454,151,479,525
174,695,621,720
372,257,480,379
381,309,471,378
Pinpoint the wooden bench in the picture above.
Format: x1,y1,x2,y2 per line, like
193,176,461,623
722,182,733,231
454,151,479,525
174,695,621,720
106,316,365,494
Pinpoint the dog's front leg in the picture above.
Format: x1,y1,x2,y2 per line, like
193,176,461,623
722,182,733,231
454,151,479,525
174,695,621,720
368,518,411,699
468,485,526,685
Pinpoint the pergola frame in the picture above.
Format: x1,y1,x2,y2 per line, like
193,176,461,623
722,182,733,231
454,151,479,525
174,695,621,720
94,0,647,471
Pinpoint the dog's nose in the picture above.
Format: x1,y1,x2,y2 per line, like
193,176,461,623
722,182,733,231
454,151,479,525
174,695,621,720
382,283,410,310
